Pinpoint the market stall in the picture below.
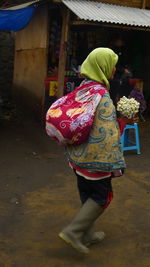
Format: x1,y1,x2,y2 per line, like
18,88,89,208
45,4,146,110
12,0,150,118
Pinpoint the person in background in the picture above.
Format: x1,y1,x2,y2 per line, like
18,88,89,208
129,79,146,118
59,48,138,254
109,38,132,105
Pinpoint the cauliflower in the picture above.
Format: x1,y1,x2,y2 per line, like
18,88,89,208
117,96,140,119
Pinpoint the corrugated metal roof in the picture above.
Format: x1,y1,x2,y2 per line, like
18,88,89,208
62,0,150,28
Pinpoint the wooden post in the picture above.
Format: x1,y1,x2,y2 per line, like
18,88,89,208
142,0,146,8
57,8,70,98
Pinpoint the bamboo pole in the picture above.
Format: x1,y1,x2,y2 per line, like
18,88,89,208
142,0,146,9
57,8,70,98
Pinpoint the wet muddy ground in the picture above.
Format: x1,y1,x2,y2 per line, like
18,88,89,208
0,118,150,267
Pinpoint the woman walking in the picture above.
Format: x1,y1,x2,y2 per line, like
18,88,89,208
58,48,136,254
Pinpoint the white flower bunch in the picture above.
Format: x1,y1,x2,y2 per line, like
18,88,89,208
117,96,140,119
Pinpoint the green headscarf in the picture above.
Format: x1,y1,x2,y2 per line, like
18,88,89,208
80,48,118,88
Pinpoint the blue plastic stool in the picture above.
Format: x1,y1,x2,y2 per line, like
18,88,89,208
121,123,141,154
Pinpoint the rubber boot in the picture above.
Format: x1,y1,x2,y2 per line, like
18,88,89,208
59,198,103,254
83,225,105,247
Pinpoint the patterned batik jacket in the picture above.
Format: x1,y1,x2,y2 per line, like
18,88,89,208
66,91,126,172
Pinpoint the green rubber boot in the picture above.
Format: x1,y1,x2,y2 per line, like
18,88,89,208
59,198,103,254
83,225,105,247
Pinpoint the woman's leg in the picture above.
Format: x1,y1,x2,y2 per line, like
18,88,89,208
59,172,105,253
89,177,113,209
82,177,113,246
59,197,103,253
75,169,113,209
59,171,113,253
76,172,90,204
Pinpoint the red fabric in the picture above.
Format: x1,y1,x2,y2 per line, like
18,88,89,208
129,78,140,86
70,162,111,179
117,118,126,135
103,191,113,209
46,81,107,145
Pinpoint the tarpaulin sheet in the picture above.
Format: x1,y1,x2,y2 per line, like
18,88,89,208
0,6,36,31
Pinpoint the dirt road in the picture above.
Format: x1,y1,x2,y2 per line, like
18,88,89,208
0,118,150,267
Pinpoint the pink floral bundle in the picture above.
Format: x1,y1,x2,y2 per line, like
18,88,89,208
46,80,107,145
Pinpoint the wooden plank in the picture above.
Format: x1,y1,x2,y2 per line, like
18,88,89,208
72,20,150,31
13,49,48,116
147,0,150,7
14,49,47,99
142,0,146,8
13,6,49,117
57,8,70,98
52,0,61,2
15,7,48,50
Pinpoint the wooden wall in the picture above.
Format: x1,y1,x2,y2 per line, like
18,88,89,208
93,0,143,8
147,0,150,8
13,7,49,118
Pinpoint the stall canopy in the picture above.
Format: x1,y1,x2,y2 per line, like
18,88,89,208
0,1,38,31
62,0,150,28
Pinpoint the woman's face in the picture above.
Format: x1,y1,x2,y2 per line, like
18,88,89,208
110,67,116,80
